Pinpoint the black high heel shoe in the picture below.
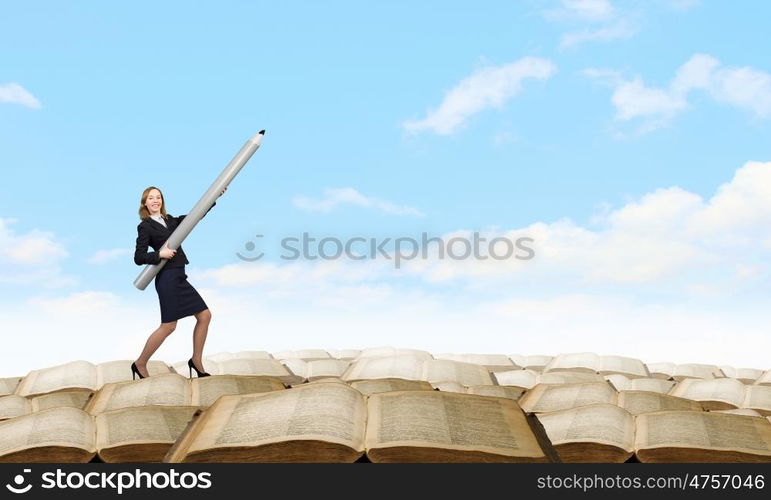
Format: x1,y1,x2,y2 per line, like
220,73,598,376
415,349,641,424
188,358,210,378
130,362,146,380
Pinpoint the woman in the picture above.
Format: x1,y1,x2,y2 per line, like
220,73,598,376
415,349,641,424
131,185,225,380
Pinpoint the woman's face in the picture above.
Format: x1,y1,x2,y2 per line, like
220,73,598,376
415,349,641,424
145,189,162,214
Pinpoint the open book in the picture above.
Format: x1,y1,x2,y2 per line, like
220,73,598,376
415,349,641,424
0,405,201,463
1,390,93,421
635,410,771,462
85,373,286,414
647,362,724,381
349,378,434,395
172,358,302,385
280,359,351,382
508,355,553,371
669,378,771,414
493,369,604,389
0,377,22,396
342,356,495,387
327,349,362,361
519,382,618,413
719,366,763,384
15,360,171,396
604,374,676,394
433,353,517,371
164,383,558,463
536,403,771,462
274,349,331,361
0,407,96,462
544,353,649,378
356,347,433,359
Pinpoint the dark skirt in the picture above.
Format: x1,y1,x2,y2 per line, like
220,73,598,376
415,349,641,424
154,266,208,323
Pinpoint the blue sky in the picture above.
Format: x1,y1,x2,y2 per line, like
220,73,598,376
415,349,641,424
1,1,770,376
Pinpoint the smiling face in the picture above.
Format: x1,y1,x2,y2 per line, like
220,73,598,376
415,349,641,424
145,189,163,215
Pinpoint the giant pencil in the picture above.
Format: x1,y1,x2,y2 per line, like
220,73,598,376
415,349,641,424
133,130,265,290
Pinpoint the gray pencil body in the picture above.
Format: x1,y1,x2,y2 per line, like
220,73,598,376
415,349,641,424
133,130,265,290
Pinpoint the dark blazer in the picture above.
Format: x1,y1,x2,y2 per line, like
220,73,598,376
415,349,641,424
134,202,215,268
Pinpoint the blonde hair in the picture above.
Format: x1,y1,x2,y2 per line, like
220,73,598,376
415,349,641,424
138,186,169,220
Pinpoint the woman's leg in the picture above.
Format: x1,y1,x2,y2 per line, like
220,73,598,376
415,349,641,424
191,308,212,371
135,321,177,376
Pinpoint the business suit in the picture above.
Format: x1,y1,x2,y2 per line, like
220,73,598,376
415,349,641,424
134,202,215,323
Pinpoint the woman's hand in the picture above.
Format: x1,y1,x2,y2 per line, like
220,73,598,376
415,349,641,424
159,243,177,259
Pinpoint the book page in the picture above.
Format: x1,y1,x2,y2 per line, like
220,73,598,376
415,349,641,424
212,359,298,384
434,353,515,370
467,386,525,401
16,361,97,396
365,391,545,458
206,351,273,362
743,386,771,414
715,408,763,417
95,405,199,449
88,374,191,414
646,362,676,379
306,360,350,380
755,370,771,386
0,407,95,456
493,370,538,389
349,378,434,395
342,355,426,381
187,383,366,453
617,390,703,415
629,378,676,394
669,378,745,407
604,374,631,391
274,349,331,360
191,375,285,407
538,371,605,385
544,352,599,373
96,360,170,387
0,377,22,396
520,382,618,413
516,355,553,370
30,390,93,412
357,347,433,359
280,359,308,379
635,411,771,454
0,395,32,420
600,356,649,378
432,381,466,393
536,403,634,451
422,359,494,386
328,349,361,360
672,363,721,380
734,368,762,383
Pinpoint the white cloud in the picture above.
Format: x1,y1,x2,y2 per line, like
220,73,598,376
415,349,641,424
0,83,42,109
0,217,72,287
546,0,615,22
559,19,637,49
88,248,131,264
293,187,425,216
545,0,638,49
403,57,556,135
586,54,771,134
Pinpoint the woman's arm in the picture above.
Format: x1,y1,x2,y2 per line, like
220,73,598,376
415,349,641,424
134,223,161,266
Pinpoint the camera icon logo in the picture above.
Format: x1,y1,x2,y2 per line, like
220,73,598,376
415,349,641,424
5,469,32,494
